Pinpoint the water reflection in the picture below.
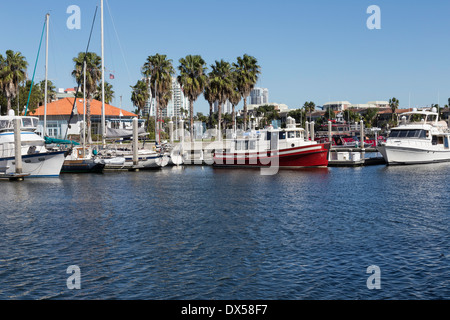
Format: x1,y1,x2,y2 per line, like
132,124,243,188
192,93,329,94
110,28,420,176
0,165,449,299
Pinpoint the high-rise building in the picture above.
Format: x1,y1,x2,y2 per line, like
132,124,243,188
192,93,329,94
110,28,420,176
144,77,188,118
162,77,188,118
250,87,269,105
213,100,233,114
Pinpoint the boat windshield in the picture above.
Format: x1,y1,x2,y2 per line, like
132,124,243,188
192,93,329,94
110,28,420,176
389,129,427,139
21,117,38,129
0,120,12,131
403,113,437,123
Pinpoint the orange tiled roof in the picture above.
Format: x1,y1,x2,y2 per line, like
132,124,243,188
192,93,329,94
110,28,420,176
30,98,137,117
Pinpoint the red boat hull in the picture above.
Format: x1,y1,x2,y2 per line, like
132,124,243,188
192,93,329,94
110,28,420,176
213,143,330,168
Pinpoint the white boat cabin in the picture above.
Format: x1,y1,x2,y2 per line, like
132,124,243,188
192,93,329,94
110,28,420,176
0,115,47,158
387,108,450,149
225,127,313,153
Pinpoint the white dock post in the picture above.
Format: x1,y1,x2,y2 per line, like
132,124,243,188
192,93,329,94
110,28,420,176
305,121,309,141
169,120,174,144
14,118,23,174
310,121,315,142
360,120,365,158
328,120,332,145
180,119,185,156
132,117,139,167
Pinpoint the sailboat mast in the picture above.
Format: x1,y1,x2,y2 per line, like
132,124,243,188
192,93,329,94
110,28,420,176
101,0,106,147
83,61,87,158
44,13,49,136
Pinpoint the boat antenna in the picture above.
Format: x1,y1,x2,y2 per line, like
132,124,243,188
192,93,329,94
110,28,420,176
63,6,98,140
24,15,47,117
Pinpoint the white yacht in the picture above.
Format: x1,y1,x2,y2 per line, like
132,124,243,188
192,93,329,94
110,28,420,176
378,107,450,165
0,114,66,177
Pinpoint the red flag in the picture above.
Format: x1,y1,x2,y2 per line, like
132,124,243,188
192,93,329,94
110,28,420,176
109,73,115,79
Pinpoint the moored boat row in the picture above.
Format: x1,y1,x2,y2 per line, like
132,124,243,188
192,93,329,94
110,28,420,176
2,107,450,179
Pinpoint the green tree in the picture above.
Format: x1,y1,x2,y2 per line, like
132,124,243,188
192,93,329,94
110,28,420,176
94,81,114,104
195,112,208,123
256,105,279,127
130,79,150,118
228,69,241,131
0,50,28,114
177,55,208,138
303,101,316,122
38,79,56,104
288,108,306,127
72,52,102,143
343,108,360,123
16,80,42,115
389,97,399,122
363,108,379,128
142,53,175,143
233,54,261,130
203,77,217,128
209,60,234,139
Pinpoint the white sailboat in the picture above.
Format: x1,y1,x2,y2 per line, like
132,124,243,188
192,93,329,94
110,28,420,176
97,0,167,169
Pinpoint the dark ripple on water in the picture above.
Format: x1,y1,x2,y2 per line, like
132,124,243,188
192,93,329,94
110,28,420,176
0,164,449,299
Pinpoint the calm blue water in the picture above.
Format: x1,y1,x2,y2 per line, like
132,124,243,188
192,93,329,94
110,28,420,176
0,164,449,300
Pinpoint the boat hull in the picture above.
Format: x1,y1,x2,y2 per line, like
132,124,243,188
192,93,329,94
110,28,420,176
0,151,66,177
213,143,330,168
61,159,105,173
378,145,450,165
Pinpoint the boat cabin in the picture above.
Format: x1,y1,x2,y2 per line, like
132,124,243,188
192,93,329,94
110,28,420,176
387,108,450,148
228,128,307,153
0,116,40,133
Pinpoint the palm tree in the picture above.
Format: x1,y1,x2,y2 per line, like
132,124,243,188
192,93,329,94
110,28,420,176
130,79,150,118
38,79,56,103
389,97,399,122
177,55,208,138
142,54,174,143
233,54,261,130
303,101,316,122
72,52,102,144
228,70,241,131
94,81,114,104
0,50,28,114
203,76,217,128
209,60,234,139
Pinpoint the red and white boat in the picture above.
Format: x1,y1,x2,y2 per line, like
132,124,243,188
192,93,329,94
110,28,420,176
213,123,330,169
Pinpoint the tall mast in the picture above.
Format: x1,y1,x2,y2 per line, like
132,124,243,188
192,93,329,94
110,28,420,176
83,61,86,158
43,13,49,136
101,0,106,147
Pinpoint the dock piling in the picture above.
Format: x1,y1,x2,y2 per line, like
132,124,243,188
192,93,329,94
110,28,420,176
132,117,139,170
14,118,23,175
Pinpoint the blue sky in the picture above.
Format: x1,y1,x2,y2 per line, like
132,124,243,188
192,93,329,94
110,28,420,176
2,0,450,114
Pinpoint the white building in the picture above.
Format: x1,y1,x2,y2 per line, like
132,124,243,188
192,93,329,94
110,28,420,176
213,100,233,114
144,77,188,118
322,101,352,111
351,101,390,109
250,87,269,105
